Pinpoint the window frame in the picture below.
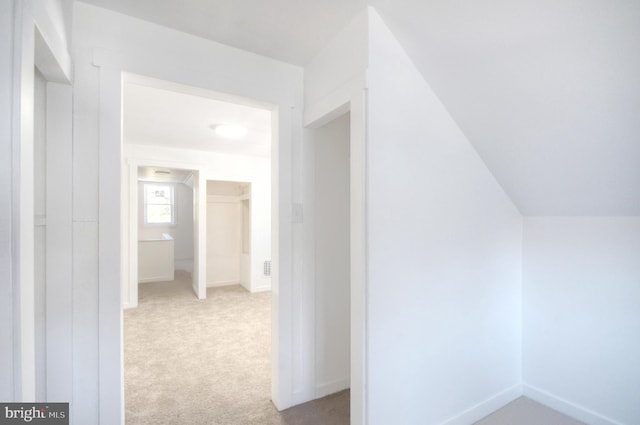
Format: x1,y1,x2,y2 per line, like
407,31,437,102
143,182,176,226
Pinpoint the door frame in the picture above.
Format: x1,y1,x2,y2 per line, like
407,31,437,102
123,160,205,308
10,8,73,401
303,87,368,424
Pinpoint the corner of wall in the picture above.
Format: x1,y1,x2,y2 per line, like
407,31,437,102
439,385,523,425
523,384,624,425
364,7,523,424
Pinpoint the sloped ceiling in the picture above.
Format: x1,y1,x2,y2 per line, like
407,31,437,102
78,0,640,215
369,0,640,216
77,0,366,65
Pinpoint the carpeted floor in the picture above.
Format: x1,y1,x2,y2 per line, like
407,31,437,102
124,273,350,425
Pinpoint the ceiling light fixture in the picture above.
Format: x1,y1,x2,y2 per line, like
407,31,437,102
214,124,248,139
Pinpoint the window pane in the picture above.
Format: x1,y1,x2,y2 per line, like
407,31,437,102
146,204,173,224
146,185,171,205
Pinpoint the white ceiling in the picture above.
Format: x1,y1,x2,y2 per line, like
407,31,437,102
78,0,365,65
123,77,272,157
83,0,640,215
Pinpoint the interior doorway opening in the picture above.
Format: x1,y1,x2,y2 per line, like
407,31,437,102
303,96,367,424
120,73,275,423
137,166,196,292
29,29,74,403
311,112,351,401
205,180,253,291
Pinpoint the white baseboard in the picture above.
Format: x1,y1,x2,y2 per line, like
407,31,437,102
138,274,174,283
291,389,315,408
122,300,137,309
250,284,271,293
439,384,523,425
523,384,624,425
206,280,240,288
315,378,350,399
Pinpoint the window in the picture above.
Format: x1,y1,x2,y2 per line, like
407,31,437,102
144,183,175,225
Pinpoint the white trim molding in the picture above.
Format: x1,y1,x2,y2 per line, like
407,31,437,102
524,384,625,425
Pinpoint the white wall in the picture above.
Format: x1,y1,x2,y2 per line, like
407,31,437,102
0,0,15,401
365,9,523,425
33,68,46,402
304,10,368,126
304,11,368,124
138,181,194,268
523,217,640,425
2,0,73,404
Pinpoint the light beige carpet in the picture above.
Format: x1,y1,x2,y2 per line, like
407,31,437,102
124,273,350,425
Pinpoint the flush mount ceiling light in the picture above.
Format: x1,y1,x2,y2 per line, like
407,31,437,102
213,124,248,139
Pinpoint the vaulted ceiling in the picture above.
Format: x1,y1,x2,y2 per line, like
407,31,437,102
78,0,640,215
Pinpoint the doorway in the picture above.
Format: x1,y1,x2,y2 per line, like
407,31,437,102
137,166,196,290
205,180,252,290
120,75,275,423
304,97,368,424
29,32,74,403
311,112,351,399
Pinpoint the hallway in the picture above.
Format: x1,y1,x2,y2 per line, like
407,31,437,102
124,274,350,424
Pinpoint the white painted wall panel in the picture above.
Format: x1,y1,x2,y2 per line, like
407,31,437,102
33,67,47,402
72,222,99,424
0,0,15,401
523,217,640,425
71,41,101,424
97,63,124,425
365,10,523,425
45,82,73,403
304,11,367,125
240,254,251,291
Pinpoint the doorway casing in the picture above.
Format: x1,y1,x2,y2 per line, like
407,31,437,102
304,90,368,425
86,27,365,425
123,160,205,307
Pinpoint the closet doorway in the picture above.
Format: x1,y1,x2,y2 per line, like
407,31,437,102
206,180,253,290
